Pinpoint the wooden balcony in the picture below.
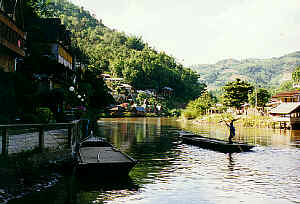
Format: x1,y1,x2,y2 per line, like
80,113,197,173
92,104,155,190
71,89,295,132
271,113,300,122
271,116,291,122
290,117,300,123
0,37,25,56
0,10,25,39
0,10,25,57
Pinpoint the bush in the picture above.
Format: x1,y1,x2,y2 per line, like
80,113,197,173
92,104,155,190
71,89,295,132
182,109,198,119
0,115,9,124
167,109,181,117
36,107,55,123
20,113,40,123
181,92,214,119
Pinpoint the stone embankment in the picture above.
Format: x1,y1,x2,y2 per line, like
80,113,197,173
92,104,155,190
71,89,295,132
0,129,74,203
0,129,68,154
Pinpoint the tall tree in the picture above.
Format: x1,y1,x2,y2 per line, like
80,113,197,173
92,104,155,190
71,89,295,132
222,78,254,109
292,66,300,84
249,88,271,107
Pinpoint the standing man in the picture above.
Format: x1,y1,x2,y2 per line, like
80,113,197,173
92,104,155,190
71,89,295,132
222,118,239,144
227,120,236,144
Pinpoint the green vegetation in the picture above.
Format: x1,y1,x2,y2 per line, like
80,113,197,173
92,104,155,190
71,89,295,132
248,88,271,107
203,113,273,128
182,92,215,119
4,0,300,124
44,0,205,102
221,79,253,109
292,66,300,83
190,52,300,90
273,65,300,93
181,78,271,121
1,0,207,123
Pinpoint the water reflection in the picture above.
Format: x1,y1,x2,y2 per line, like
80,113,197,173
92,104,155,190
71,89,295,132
96,118,300,204
227,153,235,171
9,118,300,204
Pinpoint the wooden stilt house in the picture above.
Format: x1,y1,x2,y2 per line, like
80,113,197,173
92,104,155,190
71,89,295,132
270,102,300,129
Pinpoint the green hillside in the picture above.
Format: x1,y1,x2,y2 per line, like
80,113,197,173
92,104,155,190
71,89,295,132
43,0,205,101
190,51,300,90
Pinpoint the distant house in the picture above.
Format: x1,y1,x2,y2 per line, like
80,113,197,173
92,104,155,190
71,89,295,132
108,105,124,116
267,90,300,129
269,102,300,129
100,73,111,79
271,90,300,103
162,86,173,97
132,106,146,116
101,74,124,82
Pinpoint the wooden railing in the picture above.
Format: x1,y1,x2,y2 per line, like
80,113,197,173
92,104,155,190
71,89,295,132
0,120,83,156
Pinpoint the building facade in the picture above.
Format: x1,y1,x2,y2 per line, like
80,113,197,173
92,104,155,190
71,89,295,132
271,90,300,103
0,0,26,72
28,18,74,89
269,90,300,129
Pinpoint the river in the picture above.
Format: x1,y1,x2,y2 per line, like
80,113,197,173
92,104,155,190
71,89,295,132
9,117,300,204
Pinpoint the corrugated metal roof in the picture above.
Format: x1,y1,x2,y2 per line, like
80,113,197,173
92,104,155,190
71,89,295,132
270,103,300,114
272,90,300,98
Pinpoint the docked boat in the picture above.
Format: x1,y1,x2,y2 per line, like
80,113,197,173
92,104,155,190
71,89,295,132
76,135,137,176
179,131,254,153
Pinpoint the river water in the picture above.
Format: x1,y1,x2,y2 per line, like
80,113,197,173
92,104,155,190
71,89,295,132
9,117,300,204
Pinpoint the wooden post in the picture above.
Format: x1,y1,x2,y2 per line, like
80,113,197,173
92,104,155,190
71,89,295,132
39,126,45,152
78,121,81,141
67,125,73,148
2,128,8,156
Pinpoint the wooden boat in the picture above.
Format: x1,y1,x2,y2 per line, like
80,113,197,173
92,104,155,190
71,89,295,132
76,135,137,176
179,131,254,153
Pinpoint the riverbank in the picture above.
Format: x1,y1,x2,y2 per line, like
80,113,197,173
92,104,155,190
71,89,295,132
184,113,274,129
0,149,73,203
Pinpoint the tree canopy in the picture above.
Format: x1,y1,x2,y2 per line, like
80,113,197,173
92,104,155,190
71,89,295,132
248,88,271,107
182,92,215,119
292,66,300,83
222,78,254,109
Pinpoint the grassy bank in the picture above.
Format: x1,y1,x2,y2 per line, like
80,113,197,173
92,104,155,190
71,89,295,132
189,113,274,129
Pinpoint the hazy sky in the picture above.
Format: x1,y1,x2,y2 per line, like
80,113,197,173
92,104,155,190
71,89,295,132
70,0,300,66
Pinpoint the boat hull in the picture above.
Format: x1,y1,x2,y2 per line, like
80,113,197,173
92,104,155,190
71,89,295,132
181,135,254,153
76,161,136,177
76,136,137,177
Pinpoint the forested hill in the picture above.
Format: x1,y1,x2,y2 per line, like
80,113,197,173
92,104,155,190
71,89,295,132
190,51,300,90
43,0,205,101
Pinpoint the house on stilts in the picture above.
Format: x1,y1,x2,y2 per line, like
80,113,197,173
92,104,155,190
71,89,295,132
270,102,300,129
269,90,300,129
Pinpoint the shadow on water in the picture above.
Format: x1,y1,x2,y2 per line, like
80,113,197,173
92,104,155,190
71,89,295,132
227,153,235,171
8,118,300,204
9,166,139,204
68,167,140,204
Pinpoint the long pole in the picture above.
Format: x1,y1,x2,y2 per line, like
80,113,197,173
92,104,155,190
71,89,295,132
255,87,257,109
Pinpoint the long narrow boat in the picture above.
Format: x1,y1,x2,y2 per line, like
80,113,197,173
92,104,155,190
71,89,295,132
76,136,137,176
179,131,254,153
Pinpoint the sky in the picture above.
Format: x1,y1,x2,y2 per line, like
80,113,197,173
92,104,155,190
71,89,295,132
70,0,300,66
